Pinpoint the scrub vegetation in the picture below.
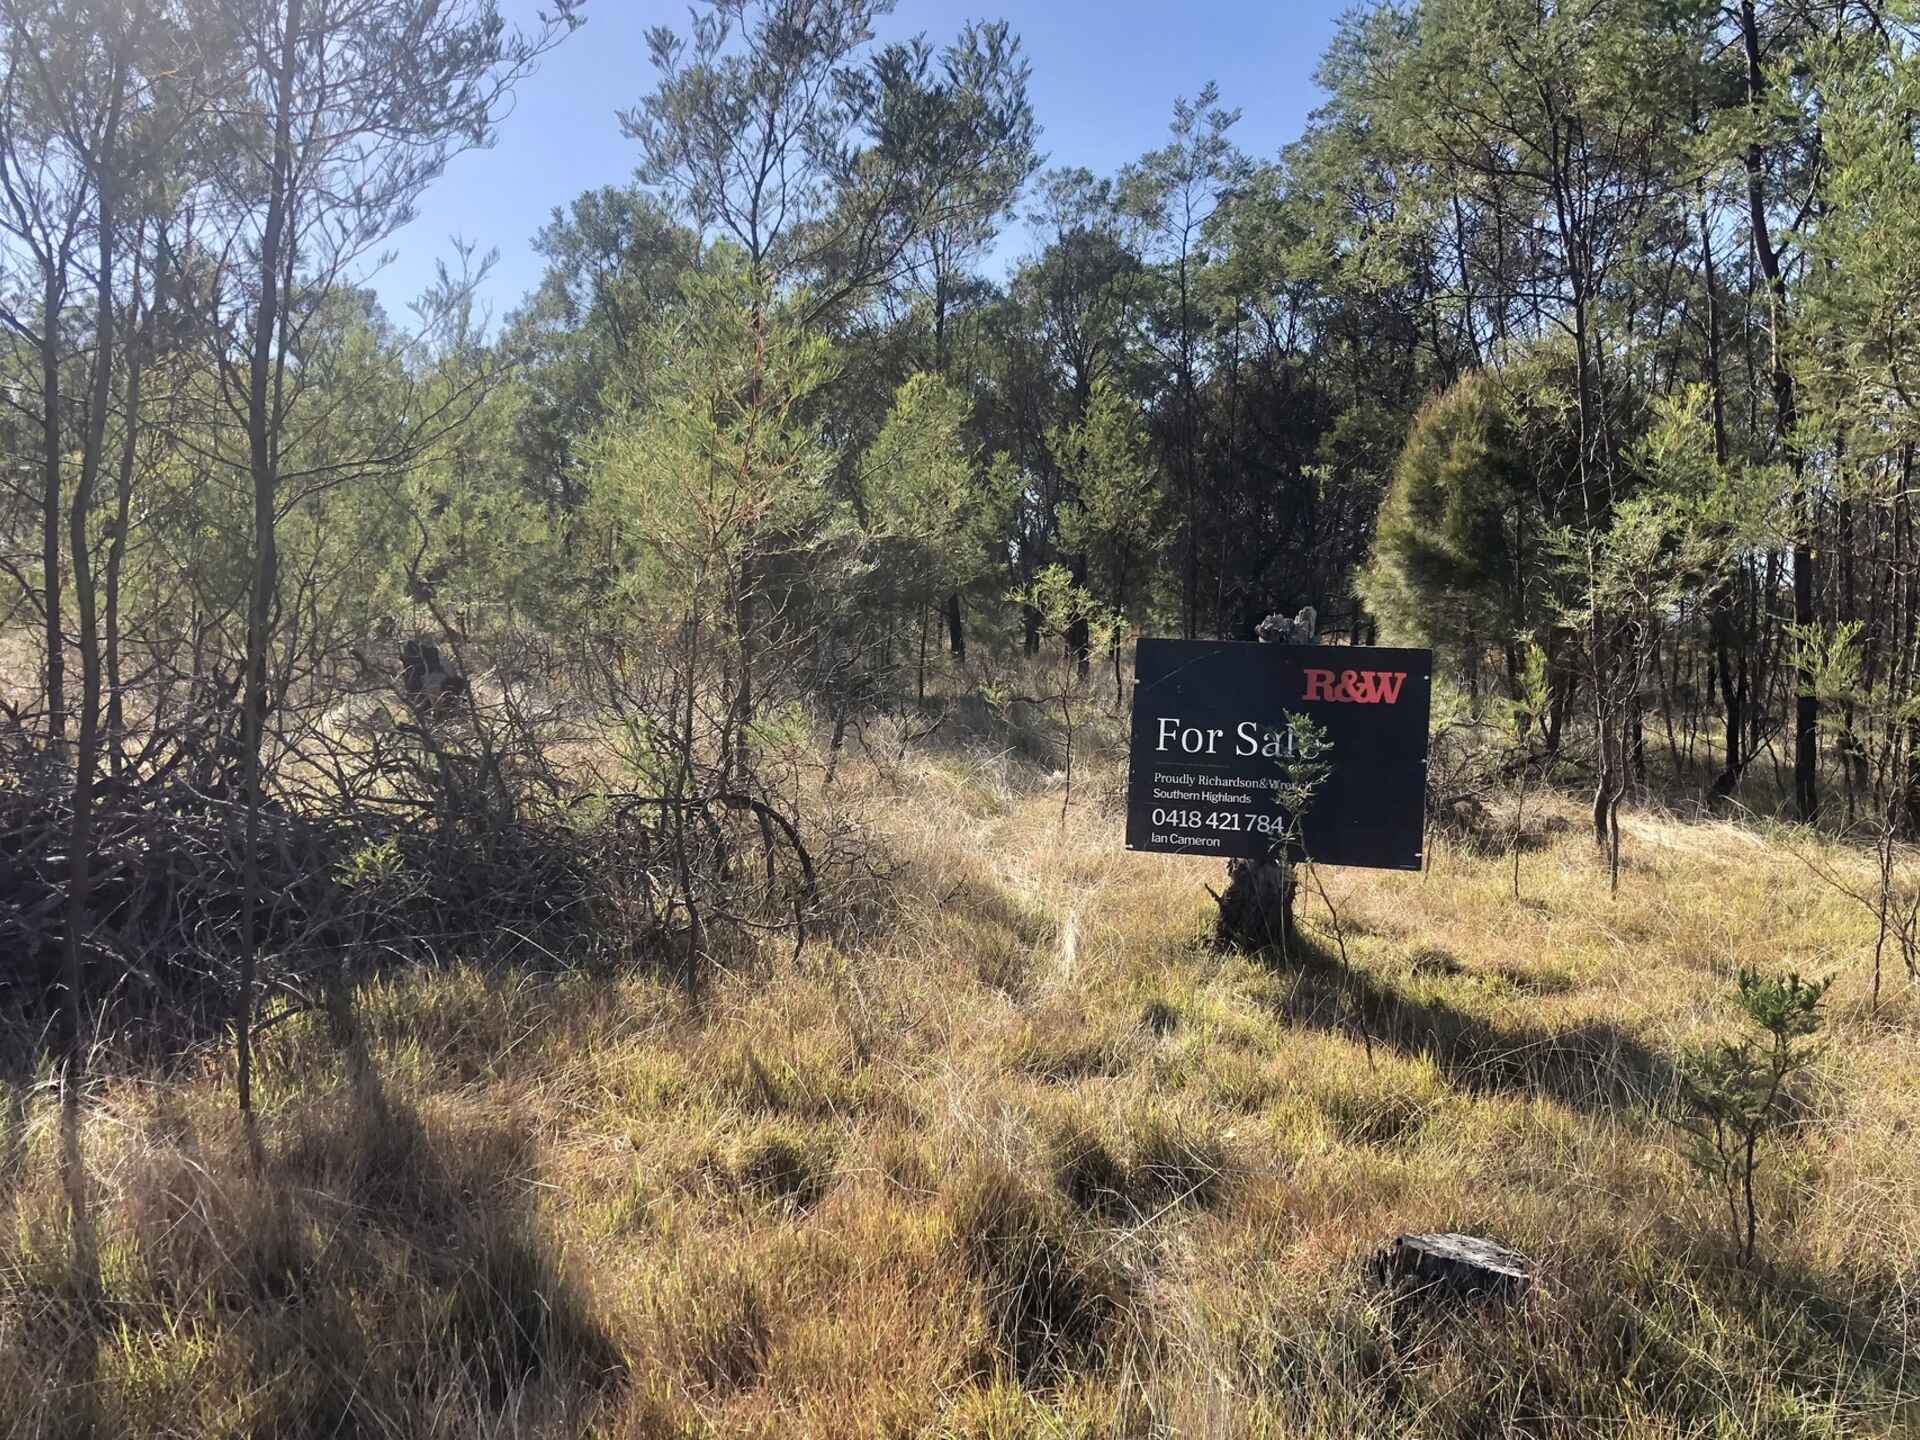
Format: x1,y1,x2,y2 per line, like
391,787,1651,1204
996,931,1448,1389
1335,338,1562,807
5,703,1920,1436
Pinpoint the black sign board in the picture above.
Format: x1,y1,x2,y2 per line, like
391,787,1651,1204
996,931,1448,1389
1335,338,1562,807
1125,638,1433,870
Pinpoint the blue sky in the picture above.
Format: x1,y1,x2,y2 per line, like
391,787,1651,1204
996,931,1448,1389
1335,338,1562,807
370,0,1353,330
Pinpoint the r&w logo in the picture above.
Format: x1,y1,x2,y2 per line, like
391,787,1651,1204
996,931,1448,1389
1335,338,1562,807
1303,668,1408,705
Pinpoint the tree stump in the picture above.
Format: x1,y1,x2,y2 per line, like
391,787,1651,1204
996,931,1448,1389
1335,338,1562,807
1368,1232,1534,1302
398,638,468,717
1213,607,1318,954
1214,855,1296,952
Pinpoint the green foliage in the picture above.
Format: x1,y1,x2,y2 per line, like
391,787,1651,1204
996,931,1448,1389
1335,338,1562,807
503,185,698,506
1267,711,1333,832
1793,33,1920,469
1361,351,1582,673
1489,641,1552,896
1051,378,1163,623
1490,641,1551,748
1796,619,1920,741
1015,564,1127,661
1676,968,1831,1266
581,254,841,622
1003,564,1129,820
335,836,409,893
1792,620,1920,1002
858,371,991,621
1542,384,1747,753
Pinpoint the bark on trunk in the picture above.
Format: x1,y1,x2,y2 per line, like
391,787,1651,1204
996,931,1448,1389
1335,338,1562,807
1215,854,1296,953
237,0,304,1118
40,264,65,754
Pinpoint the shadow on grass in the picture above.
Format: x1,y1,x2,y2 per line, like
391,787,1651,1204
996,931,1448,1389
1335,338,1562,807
0,1066,105,1440
0,1046,29,1193
0,986,624,1438
1584,1257,1919,1433
1431,811,1573,861
1264,936,1680,1116
949,1160,1128,1389
258,990,626,1428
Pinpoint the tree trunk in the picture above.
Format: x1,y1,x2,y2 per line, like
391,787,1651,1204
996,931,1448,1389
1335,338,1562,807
1711,626,1745,800
1545,650,1573,756
1630,702,1646,791
62,29,134,1295
1179,253,1198,641
1794,536,1818,821
1592,753,1613,847
237,0,304,1119
105,246,145,781
1700,186,1745,803
1902,713,1920,840
40,263,65,755
917,605,928,702
1064,551,1092,678
1741,0,1816,822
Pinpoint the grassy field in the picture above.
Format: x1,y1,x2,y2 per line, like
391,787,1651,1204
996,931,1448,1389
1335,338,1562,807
4,716,1919,1438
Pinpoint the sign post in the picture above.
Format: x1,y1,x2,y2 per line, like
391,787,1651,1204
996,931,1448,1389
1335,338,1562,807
1125,638,1433,872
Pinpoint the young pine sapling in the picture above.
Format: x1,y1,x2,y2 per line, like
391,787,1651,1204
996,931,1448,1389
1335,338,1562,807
1674,967,1830,1266
1795,620,1920,1011
1001,565,1127,827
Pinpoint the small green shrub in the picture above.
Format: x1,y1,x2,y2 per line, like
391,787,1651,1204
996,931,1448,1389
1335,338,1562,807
1675,967,1830,1266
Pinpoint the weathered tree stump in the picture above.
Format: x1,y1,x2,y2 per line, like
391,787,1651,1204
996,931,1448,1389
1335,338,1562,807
1214,855,1296,952
1254,605,1316,645
1213,607,1319,954
1369,1232,1534,1302
398,638,468,716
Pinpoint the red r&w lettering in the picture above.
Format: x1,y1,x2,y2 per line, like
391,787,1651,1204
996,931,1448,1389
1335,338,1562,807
1302,668,1408,704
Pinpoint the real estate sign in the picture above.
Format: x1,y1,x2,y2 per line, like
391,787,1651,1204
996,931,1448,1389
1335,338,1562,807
1125,638,1433,870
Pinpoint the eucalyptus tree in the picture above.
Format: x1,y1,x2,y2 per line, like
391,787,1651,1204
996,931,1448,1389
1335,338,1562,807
1019,169,1137,414
1323,0,1705,848
579,252,841,990
0,0,202,1303
860,19,1038,657
622,0,955,309
0,0,203,758
993,171,1137,656
1794,22,1920,832
1716,0,1830,820
867,19,1039,375
1190,157,1388,641
855,370,1007,697
0,0,90,761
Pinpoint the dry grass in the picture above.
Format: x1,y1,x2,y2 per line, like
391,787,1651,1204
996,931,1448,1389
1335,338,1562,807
4,709,1920,1437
